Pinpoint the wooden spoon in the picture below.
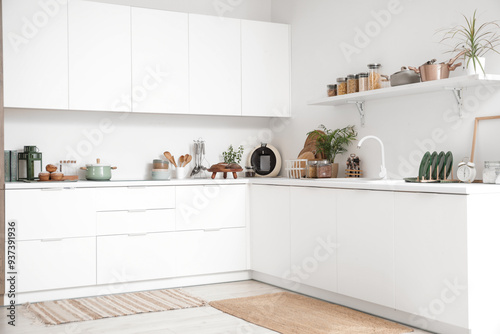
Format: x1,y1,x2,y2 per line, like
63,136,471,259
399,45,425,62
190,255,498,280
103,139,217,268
179,155,185,167
183,154,192,167
163,151,177,168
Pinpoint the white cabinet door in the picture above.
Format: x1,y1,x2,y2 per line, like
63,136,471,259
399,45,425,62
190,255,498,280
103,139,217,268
16,237,96,292
131,8,188,114
290,187,337,292
337,190,395,308
68,0,131,112
94,186,175,211
97,232,177,284
395,193,468,328
176,185,246,231
250,185,290,278
176,228,247,277
189,14,241,116
241,20,290,117
2,0,68,109
5,188,96,240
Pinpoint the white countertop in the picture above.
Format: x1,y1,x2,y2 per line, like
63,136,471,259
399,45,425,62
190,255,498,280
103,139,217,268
6,177,500,195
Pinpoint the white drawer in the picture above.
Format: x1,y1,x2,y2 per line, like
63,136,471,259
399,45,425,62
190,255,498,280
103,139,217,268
97,209,176,236
95,186,175,211
14,237,96,292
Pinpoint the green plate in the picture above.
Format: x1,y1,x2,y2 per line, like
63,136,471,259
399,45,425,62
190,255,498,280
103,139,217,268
418,152,431,180
428,151,438,180
436,151,445,179
444,151,453,179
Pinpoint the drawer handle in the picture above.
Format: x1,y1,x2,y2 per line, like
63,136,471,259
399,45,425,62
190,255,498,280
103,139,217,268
204,228,221,232
128,233,148,237
41,238,63,242
128,209,147,213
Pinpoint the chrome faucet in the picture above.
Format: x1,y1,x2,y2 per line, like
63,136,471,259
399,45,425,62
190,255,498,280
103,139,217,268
357,135,387,179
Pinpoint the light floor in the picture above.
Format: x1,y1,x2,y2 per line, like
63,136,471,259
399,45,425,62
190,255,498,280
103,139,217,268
0,280,432,334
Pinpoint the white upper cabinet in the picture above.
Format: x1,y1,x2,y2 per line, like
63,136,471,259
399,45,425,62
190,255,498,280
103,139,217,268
68,0,131,112
131,8,189,114
242,20,291,117
189,14,241,116
2,0,69,109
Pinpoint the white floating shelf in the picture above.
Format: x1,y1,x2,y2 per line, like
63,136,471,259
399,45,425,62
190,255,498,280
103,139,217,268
308,74,500,126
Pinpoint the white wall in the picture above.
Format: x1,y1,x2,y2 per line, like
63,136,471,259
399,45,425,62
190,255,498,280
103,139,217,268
271,0,500,179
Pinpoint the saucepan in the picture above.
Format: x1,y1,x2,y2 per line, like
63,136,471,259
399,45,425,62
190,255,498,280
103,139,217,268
390,67,421,86
409,51,465,82
81,158,117,181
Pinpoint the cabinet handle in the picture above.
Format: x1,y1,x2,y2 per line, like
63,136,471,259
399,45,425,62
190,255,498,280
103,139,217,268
128,233,148,237
128,209,147,213
41,238,63,242
204,228,221,232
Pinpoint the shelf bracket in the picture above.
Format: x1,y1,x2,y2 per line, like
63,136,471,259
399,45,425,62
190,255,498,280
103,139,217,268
448,88,464,118
348,101,366,126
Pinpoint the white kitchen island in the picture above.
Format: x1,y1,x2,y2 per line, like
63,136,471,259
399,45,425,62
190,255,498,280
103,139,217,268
4,178,500,334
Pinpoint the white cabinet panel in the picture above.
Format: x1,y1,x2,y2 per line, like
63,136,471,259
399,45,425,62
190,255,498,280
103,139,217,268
395,192,468,328
242,20,290,117
131,8,188,114
337,190,395,308
2,0,68,109
290,187,337,292
95,186,175,211
176,185,245,231
68,0,131,111
5,188,95,240
250,185,290,278
176,228,247,277
97,209,176,236
189,14,241,116
15,237,96,292
97,232,177,284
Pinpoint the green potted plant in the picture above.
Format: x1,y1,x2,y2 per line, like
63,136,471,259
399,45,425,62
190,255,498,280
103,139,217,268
439,10,500,75
222,145,244,167
308,125,357,178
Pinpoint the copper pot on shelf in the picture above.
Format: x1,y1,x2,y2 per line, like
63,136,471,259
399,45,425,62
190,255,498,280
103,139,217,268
409,51,465,82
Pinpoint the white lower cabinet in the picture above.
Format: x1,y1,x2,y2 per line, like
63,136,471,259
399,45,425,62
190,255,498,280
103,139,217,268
250,185,290,279
97,232,177,284
176,228,247,277
394,192,468,328
290,187,337,292
16,237,96,292
337,190,395,308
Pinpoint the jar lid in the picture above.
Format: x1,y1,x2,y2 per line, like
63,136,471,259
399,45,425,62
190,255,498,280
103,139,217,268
153,159,168,164
346,74,355,79
336,77,347,82
485,161,500,167
327,84,336,89
367,63,382,69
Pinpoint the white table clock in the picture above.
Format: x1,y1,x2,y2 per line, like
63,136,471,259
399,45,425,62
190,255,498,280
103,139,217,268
457,158,476,183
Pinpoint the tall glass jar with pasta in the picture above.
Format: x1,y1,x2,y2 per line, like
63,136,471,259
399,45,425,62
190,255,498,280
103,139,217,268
367,63,382,90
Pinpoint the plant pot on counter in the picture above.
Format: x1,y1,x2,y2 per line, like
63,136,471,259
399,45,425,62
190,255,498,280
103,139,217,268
80,158,117,181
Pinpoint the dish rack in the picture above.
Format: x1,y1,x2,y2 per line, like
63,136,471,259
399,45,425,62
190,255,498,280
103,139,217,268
286,159,308,179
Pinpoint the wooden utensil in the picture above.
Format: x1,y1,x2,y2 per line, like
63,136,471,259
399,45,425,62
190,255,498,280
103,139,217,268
179,155,185,167
183,154,192,167
163,151,177,167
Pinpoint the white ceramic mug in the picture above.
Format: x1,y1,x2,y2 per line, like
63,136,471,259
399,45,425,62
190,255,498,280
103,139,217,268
175,166,191,179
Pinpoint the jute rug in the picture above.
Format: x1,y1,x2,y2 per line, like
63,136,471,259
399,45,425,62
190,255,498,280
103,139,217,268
210,292,414,334
22,289,206,326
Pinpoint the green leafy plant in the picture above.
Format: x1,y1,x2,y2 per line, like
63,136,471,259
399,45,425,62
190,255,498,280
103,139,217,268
308,125,357,163
222,145,244,164
439,10,500,74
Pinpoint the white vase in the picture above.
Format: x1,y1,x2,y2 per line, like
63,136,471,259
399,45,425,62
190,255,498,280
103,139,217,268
465,57,486,75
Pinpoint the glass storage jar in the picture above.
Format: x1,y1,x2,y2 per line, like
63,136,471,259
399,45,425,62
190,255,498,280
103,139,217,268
245,166,256,177
336,77,347,95
327,84,337,97
347,74,358,94
317,161,333,178
306,160,319,178
358,72,369,92
367,63,382,90
483,161,500,184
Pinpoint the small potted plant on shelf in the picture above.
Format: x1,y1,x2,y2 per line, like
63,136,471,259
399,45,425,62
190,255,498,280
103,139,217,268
308,125,357,178
208,145,245,179
439,10,500,75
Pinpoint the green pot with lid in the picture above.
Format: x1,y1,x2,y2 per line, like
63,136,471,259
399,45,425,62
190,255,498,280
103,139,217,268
80,158,117,181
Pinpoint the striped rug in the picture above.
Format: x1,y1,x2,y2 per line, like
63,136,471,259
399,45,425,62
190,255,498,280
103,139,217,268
22,289,207,326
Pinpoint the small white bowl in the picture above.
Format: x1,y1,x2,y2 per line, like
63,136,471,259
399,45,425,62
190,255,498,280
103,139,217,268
151,169,171,180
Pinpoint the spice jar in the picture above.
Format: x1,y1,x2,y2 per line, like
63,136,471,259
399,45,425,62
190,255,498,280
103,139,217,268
367,63,382,90
358,72,369,92
307,161,319,178
347,74,358,94
245,166,256,177
336,77,347,95
483,161,500,184
317,161,333,178
327,84,337,97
